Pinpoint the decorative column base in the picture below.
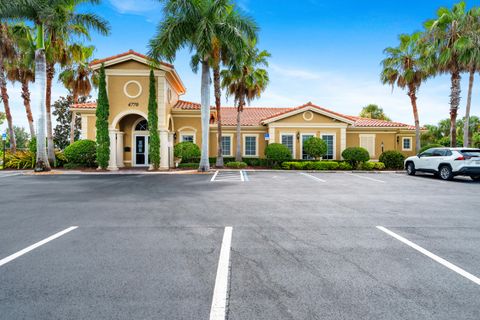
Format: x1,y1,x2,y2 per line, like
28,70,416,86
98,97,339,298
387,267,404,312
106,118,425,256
108,129,119,171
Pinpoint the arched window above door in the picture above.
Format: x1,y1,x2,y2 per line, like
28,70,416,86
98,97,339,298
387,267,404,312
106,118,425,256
135,119,148,131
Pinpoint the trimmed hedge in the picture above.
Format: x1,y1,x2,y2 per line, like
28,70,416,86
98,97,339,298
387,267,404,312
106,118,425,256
379,150,405,169
177,163,199,169
265,143,292,166
226,161,247,169
341,147,370,168
282,161,350,170
174,142,201,162
64,140,97,168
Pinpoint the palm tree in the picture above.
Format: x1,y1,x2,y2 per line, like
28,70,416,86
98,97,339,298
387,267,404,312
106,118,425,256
459,7,480,147
149,0,257,172
0,21,17,152
381,32,430,153
221,44,270,161
7,22,36,138
359,104,391,121
44,0,109,163
424,1,469,147
58,44,97,144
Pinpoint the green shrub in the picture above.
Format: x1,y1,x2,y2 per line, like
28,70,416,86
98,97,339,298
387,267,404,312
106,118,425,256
174,142,201,162
338,161,352,170
374,162,385,170
265,143,292,166
379,150,405,169
4,151,35,169
341,147,370,168
360,161,376,170
55,150,67,167
225,161,247,169
64,140,97,168
177,163,199,169
418,143,443,154
303,137,327,159
282,161,307,170
282,161,339,170
473,133,480,148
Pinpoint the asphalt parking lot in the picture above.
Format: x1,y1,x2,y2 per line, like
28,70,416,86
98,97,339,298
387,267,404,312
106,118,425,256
0,171,479,320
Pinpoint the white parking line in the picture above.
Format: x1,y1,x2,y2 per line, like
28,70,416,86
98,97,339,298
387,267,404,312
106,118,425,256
242,170,249,181
299,172,326,183
0,226,78,267
0,173,22,178
209,226,233,320
240,170,244,182
377,226,480,286
211,171,219,182
344,172,385,183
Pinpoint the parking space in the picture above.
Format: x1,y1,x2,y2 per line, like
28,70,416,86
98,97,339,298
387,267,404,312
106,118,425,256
0,171,478,319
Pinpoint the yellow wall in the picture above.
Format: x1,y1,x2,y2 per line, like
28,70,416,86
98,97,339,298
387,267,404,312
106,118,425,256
274,111,338,124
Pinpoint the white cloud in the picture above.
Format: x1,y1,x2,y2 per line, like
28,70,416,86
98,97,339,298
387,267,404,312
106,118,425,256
108,0,161,14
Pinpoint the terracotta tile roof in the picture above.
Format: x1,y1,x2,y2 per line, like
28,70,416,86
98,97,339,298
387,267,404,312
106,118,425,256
71,102,97,109
72,100,417,129
89,49,174,68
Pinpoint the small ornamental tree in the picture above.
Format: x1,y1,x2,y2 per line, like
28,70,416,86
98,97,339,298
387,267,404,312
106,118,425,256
379,150,405,169
148,70,160,169
95,64,110,169
265,143,292,167
303,137,327,160
341,147,370,168
174,142,201,163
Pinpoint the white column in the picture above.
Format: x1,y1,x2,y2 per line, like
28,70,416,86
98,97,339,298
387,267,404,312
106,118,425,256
116,132,124,168
107,130,118,171
160,130,169,170
340,127,347,159
268,127,275,143
168,132,174,168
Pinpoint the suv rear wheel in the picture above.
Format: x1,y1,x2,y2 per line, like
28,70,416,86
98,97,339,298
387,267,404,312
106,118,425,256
439,165,453,181
471,175,480,181
406,162,416,175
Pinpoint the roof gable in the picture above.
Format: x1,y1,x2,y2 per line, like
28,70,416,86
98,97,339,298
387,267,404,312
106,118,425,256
261,102,355,125
90,50,173,70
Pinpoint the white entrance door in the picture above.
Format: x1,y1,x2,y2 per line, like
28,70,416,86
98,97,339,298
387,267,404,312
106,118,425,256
134,135,149,166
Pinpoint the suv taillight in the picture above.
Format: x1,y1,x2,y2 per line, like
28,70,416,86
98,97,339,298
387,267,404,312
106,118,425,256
455,156,471,160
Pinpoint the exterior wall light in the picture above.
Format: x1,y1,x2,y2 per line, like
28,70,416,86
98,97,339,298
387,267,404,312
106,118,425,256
296,132,300,140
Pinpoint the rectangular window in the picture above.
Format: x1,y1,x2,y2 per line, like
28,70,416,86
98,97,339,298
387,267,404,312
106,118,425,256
322,135,334,160
402,137,412,151
359,134,375,157
281,135,294,158
181,135,194,143
221,136,231,156
302,134,314,160
244,136,257,156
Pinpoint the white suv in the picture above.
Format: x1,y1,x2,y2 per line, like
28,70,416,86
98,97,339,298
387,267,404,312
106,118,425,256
405,147,480,181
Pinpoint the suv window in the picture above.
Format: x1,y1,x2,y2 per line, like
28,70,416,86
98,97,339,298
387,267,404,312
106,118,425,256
420,149,434,157
461,149,480,157
431,149,445,156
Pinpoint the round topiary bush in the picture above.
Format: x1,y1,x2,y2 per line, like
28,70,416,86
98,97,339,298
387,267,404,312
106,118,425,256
379,150,405,169
303,137,327,159
418,143,443,154
265,143,292,166
64,139,97,167
174,142,201,163
341,147,370,168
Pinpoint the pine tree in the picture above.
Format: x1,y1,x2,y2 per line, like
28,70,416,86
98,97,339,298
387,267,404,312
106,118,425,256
148,69,160,169
95,64,110,169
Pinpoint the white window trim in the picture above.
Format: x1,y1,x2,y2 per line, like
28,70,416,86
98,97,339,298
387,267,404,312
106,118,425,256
219,133,233,157
320,132,336,160
243,134,259,157
177,126,197,144
280,133,296,159
359,134,376,157
402,137,413,151
300,133,316,160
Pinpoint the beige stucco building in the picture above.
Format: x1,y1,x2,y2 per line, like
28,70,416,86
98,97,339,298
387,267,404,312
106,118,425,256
71,50,419,170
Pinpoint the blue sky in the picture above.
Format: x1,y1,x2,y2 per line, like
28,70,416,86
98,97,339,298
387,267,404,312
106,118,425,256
3,0,480,132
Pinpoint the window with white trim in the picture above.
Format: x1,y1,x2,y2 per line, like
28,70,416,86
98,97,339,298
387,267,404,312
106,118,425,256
402,137,412,151
221,136,231,156
244,136,257,156
281,134,294,158
181,134,194,143
302,134,315,160
359,134,375,157
322,135,334,160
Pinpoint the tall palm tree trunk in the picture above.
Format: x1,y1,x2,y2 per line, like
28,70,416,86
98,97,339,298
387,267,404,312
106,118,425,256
21,78,35,138
34,27,51,172
408,86,421,153
198,60,211,172
449,71,462,147
0,64,15,152
235,94,245,162
213,66,223,167
70,92,78,144
46,62,55,163
463,68,474,147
